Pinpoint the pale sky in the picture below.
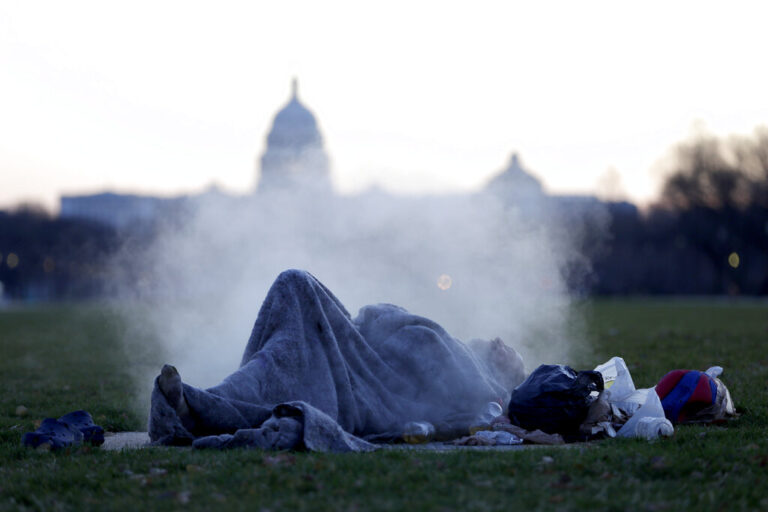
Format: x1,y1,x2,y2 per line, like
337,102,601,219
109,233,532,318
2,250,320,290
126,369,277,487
1,0,767,211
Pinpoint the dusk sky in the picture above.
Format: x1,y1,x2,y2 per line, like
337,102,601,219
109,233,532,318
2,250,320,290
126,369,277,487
1,0,767,211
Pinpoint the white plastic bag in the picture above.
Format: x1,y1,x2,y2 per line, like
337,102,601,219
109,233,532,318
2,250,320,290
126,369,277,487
613,388,650,417
594,357,674,440
616,388,673,439
594,356,636,401
594,357,648,416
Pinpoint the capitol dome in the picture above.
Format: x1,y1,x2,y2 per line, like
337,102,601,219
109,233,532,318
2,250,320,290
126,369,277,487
486,153,543,197
257,79,332,194
267,82,323,149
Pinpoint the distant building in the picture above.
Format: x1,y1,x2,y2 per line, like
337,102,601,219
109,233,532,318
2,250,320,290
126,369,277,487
60,80,335,228
257,79,332,194
485,153,544,198
59,193,186,229
483,153,547,214
59,79,605,228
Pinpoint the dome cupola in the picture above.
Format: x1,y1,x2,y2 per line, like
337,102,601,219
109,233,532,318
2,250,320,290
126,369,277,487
266,79,323,150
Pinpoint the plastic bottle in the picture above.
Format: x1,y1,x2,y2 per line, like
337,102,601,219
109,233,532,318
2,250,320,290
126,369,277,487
617,389,674,439
635,417,674,440
469,401,504,434
402,421,435,444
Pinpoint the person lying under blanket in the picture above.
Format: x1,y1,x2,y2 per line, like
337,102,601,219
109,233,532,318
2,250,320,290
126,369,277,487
149,269,526,452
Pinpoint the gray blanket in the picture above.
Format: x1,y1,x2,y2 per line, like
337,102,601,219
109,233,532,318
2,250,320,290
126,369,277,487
149,269,517,452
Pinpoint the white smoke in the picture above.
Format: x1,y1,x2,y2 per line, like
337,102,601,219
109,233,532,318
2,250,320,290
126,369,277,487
114,185,599,408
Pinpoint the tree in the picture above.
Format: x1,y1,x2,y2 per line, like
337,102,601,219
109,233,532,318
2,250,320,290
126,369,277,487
654,127,768,294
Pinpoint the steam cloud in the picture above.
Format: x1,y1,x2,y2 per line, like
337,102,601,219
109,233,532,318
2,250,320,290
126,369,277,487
114,186,599,410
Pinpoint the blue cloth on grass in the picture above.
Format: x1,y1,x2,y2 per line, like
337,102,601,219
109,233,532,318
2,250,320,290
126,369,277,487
22,410,104,450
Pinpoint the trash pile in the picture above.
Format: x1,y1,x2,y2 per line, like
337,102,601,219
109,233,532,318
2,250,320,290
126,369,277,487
448,357,736,447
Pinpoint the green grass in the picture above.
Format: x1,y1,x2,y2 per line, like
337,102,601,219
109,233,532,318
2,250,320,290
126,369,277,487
1,300,767,511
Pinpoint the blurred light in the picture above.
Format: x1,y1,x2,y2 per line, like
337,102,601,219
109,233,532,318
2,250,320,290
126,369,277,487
6,253,19,269
43,257,55,273
728,252,740,269
437,273,452,290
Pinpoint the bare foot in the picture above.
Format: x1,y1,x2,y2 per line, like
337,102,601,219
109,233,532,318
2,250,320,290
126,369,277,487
158,364,191,423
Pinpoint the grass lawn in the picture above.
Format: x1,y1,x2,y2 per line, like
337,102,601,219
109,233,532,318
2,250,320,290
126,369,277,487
1,300,767,511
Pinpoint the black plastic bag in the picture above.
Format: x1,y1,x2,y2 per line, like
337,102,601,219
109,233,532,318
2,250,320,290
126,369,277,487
507,364,604,435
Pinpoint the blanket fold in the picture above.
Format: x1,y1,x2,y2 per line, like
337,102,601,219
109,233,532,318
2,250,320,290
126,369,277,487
191,401,377,452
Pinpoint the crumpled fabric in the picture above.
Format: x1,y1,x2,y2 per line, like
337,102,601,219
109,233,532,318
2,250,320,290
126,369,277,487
149,269,519,452
22,410,105,450
655,367,736,424
192,402,377,452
